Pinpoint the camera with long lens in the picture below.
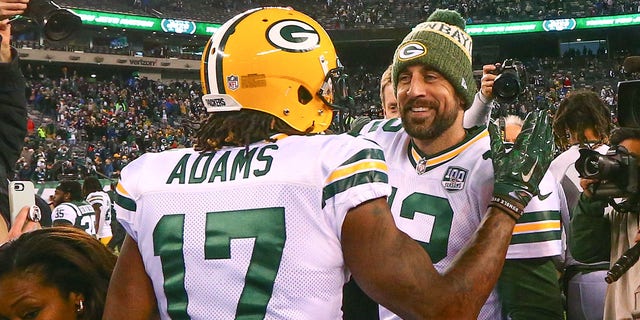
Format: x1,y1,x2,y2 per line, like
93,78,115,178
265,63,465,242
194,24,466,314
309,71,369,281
575,146,639,199
492,59,527,104
22,0,82,41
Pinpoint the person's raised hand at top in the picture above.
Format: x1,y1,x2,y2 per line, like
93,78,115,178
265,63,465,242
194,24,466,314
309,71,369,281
0,0,28,18
480,63,498,100
0,0,29,62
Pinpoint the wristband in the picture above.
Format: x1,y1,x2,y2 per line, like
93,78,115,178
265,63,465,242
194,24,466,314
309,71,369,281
488,195,525,221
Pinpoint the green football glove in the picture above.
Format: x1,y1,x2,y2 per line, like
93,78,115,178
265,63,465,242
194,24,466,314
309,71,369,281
488,110,554,220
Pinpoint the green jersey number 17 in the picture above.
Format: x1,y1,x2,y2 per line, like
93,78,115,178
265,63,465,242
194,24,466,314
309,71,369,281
153,207,286,319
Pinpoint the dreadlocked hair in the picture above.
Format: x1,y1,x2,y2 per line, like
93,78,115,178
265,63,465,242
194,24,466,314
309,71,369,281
194,109,311,152
553,89,612,150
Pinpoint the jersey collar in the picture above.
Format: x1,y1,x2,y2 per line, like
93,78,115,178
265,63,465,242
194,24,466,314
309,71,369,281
408,126,488,175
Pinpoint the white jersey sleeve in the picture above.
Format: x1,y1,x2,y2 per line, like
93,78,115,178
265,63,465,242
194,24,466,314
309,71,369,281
508,171,563,259
114,134,390,320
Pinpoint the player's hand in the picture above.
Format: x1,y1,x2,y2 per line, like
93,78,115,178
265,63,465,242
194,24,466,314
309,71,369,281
579,178,598,198
480,64,498,99
0,0,28,17
6,205,41,241
489,110,554,219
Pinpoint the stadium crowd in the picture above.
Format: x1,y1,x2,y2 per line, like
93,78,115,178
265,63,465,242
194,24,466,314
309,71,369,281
13,63,206,182
9,50,628,183
55,0,640,28
9,0,636,63
8,0,638,62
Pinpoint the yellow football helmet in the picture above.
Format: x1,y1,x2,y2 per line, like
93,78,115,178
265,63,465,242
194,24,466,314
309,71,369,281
200,7,348,133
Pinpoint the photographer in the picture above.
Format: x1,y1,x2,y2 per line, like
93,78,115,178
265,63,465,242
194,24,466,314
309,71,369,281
0,1,28,241
464,59,528,128
549,90,612,320
463,63,498,128
570,127,640,319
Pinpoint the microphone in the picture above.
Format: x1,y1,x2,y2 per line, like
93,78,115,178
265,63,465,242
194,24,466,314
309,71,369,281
623,56,640,73
605,241,640,284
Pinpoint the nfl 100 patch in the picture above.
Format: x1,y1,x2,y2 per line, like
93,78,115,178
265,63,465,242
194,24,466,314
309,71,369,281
442,166,467,191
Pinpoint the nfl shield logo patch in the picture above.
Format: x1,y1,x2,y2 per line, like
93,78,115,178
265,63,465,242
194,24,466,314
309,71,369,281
442,166,467,191
227,75,239,91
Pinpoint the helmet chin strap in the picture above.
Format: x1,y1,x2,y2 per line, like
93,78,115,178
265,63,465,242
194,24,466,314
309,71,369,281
304,122,315,134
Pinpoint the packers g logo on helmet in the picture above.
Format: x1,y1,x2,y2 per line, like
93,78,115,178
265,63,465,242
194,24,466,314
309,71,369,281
200,7,344,133
267,20,320,53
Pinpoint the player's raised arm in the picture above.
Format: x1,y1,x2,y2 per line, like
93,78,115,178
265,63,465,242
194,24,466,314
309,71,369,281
104,235,160,319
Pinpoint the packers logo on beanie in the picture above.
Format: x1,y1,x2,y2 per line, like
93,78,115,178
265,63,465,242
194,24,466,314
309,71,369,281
392,9,476,110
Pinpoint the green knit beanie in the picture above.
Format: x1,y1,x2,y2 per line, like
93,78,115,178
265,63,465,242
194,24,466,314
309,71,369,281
392,9,476,110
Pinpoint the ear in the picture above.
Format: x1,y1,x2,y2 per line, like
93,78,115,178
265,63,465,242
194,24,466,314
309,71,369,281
458,97,466,110
69,292,87,315
69,291,85,305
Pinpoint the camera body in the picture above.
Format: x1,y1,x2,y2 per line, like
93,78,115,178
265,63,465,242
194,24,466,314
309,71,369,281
492,59,527,104
617,79,640,128
22,0,82,41
578,73,640,207
575,146,639,199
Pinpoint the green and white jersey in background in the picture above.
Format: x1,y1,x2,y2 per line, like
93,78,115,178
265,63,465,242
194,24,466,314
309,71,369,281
86,190,113,239
52,200,97,236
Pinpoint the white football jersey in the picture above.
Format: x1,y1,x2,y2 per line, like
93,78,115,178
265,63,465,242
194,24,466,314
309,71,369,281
115,134,390,320
359,118,562,320
86,190,113,239
51,200,97,236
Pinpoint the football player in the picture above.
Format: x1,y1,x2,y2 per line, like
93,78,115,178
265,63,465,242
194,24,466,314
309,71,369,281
352,9,564,320
51,180,97,236
103,7,555,320
83,176,113,245
380,65,399,119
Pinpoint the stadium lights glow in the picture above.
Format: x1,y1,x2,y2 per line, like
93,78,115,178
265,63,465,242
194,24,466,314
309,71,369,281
467,13,640,35
69,9,640,37
70,9,221,36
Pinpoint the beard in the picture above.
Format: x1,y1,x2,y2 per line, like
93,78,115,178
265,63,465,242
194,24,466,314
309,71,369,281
401,98,459,140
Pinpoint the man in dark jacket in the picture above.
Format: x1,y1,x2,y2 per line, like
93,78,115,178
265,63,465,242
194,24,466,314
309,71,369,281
0,9,28,238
